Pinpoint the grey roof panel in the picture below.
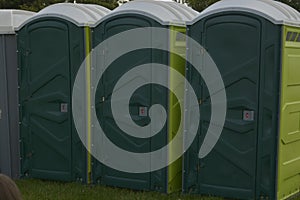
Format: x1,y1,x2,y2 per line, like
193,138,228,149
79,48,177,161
93,0,198,27
83,4,111,16
0,10,35,34
189,0,300,26
17,3,110,30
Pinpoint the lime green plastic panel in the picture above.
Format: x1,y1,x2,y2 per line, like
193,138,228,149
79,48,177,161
84,26,92,184
168,25,186,193
278,26,300,200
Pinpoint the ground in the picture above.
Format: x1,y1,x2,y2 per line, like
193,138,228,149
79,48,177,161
16,179,223,200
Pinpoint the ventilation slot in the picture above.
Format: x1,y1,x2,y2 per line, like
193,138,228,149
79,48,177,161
286,31,300,42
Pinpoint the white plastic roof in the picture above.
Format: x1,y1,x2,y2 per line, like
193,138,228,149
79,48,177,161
17,3,110,30
0,10,35,34
189,0,300,26
94,0,199,27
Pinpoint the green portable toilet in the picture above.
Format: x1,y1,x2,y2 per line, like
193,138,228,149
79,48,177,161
16,3,110,183
183,0,300,199
0,10,35,179
90,0,198,193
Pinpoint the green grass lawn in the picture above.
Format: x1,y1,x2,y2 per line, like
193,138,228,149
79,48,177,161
16,179,223,200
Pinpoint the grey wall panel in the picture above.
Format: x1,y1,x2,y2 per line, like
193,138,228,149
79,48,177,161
0,35,12,177
6,35,19,178
0,35,20,178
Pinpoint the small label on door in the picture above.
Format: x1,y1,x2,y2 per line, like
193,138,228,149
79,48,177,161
139,107,147,117
243,110,254,121
61,103,68,113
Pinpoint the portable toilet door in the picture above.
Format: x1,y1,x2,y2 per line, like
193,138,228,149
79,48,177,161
0,10,35,178
90,0,198,193
16,3,110,183
183,0,300,199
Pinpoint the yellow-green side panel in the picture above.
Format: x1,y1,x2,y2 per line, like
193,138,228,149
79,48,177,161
84,26,92,184
167,26,186,193
277,26,300,200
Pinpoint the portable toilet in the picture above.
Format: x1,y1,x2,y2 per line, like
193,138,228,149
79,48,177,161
16,3,110,183
0,10,35,179
183,0,300,199
90,0,198,193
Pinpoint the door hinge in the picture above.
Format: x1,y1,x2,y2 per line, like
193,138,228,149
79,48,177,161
25,49,31,56
197,164,201,173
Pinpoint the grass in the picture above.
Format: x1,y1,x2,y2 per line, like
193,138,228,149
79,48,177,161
16,179,223,200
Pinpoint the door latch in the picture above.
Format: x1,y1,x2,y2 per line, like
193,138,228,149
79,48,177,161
243,110,254,121
60,103,68,113
139,107,148,117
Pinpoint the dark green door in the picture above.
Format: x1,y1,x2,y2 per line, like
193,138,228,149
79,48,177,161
20,21,72,181
197,15,261,199
93,17,168,191
95,18,151,190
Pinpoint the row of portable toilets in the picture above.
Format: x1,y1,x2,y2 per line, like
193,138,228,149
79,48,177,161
1,0,300,199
